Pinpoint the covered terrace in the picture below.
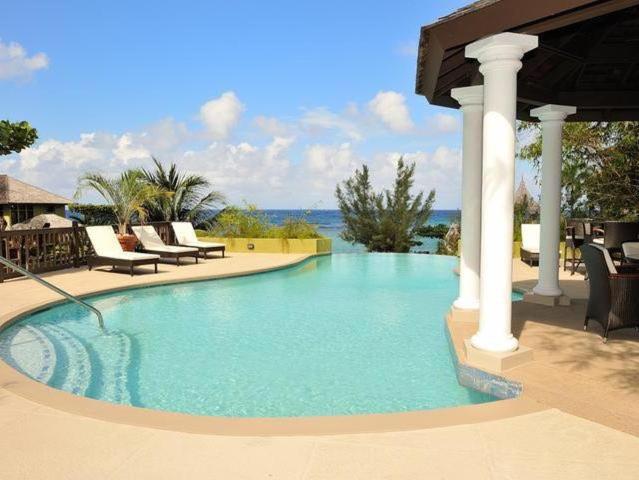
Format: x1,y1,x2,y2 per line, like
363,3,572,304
416,0,639,370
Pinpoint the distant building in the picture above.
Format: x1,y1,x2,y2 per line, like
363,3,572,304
0,175,71,229
514,177,539,215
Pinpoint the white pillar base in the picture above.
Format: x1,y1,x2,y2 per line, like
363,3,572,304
470,331,519,353
464,340,533,373
523,292,571,307
532,284,563,297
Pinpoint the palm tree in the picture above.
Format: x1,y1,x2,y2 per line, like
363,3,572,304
142,157,225,226
76,170,166,235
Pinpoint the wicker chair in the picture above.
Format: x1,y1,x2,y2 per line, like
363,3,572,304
581,244,639,342
564,219,592,275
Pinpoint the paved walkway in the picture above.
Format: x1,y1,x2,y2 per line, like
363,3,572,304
0,254,638,479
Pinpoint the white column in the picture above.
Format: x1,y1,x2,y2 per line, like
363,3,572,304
466,33,538,353
531,104,576,297
451,86,484,311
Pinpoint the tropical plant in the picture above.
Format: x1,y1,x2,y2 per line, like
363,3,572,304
335,157,436,252
0,120,38,155
518,121,639,220
76,170,167,235
141,157,224,227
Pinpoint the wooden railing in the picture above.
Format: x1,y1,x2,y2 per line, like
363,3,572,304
0,222,95,282
0,221,178,282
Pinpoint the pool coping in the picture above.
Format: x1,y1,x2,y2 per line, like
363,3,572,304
0,254,548,436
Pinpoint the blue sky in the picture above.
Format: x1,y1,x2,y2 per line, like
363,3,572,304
0,0,535,208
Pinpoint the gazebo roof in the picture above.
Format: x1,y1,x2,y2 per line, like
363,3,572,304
0,175,71,205
415,0,639,121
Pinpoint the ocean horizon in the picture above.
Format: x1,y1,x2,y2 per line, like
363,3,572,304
262,209,460,254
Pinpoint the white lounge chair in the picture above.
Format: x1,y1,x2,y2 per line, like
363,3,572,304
171,222,225,258
132,225,199,266
520,224,540,266
85,225,160,276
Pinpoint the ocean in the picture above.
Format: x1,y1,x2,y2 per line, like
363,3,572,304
263,209,459,254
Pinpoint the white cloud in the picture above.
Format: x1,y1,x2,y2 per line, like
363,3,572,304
0,40,49,80
301,107,363,141
368,91,414,133
427,113,460,135
254,116,290,137
3,92,465,208
12,132,151,198
199,91,244,140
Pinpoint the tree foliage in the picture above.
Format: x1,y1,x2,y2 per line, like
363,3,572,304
0,120,38,155
518,121,639,220
68,203,117,226
335,157,436,252
76,170,168,234
141,157,225,227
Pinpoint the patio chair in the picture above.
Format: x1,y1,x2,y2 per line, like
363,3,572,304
563,219,592,275
131,225,199,266
581,243,639,342
85,226,160,276
622,242,639,265
520,224,540,266
171,222,225,258
593,221,639,260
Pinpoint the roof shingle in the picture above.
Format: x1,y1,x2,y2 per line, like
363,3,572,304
0,175,71,205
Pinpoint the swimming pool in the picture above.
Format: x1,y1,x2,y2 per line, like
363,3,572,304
0,254,497,417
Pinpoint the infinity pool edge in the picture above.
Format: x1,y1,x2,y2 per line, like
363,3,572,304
0,253,546,435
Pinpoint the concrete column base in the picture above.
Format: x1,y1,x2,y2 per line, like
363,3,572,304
523,292,571,307
448,306,479,323
464,340,534,373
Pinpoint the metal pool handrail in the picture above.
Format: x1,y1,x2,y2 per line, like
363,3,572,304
0,255,104,330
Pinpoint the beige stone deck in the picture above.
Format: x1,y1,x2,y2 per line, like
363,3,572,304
449,261,639,437
0,253,638,479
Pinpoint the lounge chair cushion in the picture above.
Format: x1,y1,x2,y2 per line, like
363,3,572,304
98,251,160,261
86,226,159,261
521,224,540,253
132,225,197,253
172,222,225,248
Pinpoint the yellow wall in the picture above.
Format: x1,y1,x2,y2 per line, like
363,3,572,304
199,236,332,255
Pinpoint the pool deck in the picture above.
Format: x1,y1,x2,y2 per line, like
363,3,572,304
0,253,638,479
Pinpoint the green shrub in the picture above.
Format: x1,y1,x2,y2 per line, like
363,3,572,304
271,217,321,239
209,204,321,239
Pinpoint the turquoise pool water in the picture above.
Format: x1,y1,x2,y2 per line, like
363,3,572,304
0,254,497,417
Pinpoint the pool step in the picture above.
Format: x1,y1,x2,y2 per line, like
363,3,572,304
0,325,57,384
39,324,92,396
96,331,132,404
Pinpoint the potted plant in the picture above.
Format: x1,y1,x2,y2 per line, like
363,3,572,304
76,170,166,251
